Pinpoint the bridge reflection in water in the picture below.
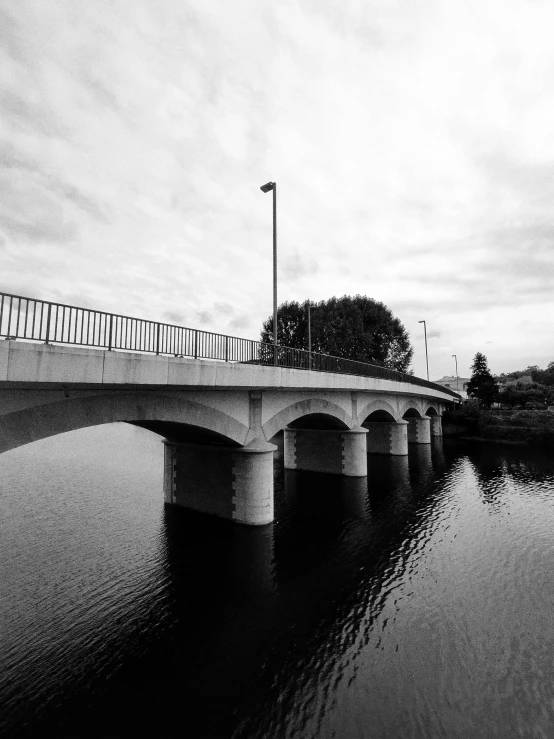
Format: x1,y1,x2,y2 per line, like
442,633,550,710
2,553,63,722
2,423,554,737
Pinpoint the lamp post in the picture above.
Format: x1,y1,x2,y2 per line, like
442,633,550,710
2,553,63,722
419,320,429,380
452,354,459,392
308,300,312,356
307,300,312,368
260,181,277,365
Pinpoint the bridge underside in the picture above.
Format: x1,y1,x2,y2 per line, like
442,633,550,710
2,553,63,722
153,394,445,526
0,342,455,526
0,386,448,526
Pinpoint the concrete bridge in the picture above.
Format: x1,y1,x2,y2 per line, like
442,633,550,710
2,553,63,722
0,339,457,526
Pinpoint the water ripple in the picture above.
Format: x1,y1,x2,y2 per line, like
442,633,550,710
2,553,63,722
3,431,554,736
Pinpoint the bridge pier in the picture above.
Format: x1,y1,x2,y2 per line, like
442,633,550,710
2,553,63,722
406,416,431,444
430,415,443,437
365,420,409,455
283,427,368,476
163,438,276,526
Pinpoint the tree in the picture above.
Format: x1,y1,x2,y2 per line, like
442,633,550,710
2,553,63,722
467,352,499,408
532,361,554,387
260,295,414,372
496,366,539,384
499,384,522,409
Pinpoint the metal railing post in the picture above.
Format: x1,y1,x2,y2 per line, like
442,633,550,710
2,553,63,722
44,304,52,344
194,329,198,359
225,335,229,362
156,323,161,355
108,314,113,351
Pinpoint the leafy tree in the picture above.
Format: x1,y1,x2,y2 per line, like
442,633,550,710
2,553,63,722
467,352,499,408
260,295,414,372
500,383,544,409
499,385,522,408
496,365,539,384
531,361,554,387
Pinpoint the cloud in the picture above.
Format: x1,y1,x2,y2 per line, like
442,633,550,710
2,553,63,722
228,315,250,331
0,213,76,245
0,168,78,245
196,310,213,326
0,8,31,66
282,250,319,282
0,89,67,138
81,74,124,115
163,310,185,325
2,0,554,382
214,302,234,314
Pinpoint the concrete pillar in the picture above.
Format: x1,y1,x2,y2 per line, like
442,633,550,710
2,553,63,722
429,415,443,437
406,416,431,444
163,440,177,504
390,420,409,454
342,428,369,476
163,438,276,526
365,420,408,456
231,441,275,526
284,427,368,477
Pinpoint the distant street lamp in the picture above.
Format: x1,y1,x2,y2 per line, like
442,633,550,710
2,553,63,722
452,354,459,392
419,320,429,380
260,181,277,365
307,300,313,367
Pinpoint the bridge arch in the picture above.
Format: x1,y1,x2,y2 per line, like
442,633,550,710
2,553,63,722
363,410,397,423
399,399,425,419
424,404,440,416
262,398,351,440
0,392,249,455
402,407,423,419
357,398,400,425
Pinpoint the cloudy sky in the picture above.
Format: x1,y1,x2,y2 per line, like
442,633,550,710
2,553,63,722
2,0,553,379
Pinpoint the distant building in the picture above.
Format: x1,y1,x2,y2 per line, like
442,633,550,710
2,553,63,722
432,375,470,399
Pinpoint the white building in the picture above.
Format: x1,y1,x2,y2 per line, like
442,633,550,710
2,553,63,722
432,375,470,399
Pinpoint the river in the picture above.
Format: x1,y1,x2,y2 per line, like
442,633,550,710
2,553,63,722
1,424,554,738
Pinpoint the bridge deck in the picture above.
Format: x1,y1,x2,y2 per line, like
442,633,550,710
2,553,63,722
0,340,457,402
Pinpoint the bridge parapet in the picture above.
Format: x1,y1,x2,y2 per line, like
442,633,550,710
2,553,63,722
0,291,460,399
0,341,459,404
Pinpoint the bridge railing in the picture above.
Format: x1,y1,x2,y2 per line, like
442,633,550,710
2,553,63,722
0,292,460,398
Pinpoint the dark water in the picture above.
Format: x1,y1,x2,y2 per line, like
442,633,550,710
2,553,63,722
1,425,554,738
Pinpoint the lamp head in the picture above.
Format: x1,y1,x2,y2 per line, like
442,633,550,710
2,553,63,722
418,320,425,324
260,182,274,193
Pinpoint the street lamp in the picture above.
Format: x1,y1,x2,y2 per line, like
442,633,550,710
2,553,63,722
419,320,429,380
307,300,312,368
452,354,459,392
260,181,277,365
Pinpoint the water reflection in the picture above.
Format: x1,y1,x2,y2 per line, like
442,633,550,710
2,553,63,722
340,476,369,519
445,438,554,507
236,451,454,739
430,436,447,469
408,443,434,482
3,428,554,737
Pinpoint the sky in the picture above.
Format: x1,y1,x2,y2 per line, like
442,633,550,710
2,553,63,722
1,0,554,380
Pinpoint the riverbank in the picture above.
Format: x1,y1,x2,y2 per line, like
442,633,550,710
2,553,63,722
443,408,554,445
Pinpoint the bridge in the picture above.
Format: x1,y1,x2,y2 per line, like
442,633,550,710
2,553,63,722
0,293,460,526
